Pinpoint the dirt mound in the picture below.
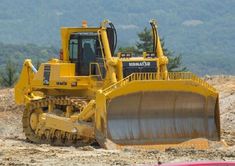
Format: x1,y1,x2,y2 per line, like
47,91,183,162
0,89,24,139
0,89,18,112
0,76,235,165
205,75,235,146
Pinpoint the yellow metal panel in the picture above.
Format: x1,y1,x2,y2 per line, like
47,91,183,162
60,63,75,76
95,91,107,133
103,72,217,97
106,80,217,99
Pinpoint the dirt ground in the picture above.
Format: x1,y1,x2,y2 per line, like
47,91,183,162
0,75,235,165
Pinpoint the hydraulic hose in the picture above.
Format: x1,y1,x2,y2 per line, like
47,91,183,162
108,22,117,55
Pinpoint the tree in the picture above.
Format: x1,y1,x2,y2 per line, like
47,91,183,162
119,27,186,71
0,59,18,87
136,27,153,52
35,59,42,70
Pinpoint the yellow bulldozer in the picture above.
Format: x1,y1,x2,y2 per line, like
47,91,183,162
14,19,220,150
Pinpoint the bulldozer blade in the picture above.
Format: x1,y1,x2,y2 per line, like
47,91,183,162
107,91,219,144
97,80,220,149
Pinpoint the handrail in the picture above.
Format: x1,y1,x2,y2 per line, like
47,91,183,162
103,72,216,95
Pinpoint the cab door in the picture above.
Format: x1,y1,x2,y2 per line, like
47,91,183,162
69,33,105,78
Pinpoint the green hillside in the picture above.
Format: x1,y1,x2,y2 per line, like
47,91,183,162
0,0,234,75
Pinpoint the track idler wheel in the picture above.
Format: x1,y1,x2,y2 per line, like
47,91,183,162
22,106,45,144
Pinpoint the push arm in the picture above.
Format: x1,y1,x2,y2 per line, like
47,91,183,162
150,19,169,79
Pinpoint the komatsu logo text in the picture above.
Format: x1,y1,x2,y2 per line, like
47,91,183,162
128,62,151,67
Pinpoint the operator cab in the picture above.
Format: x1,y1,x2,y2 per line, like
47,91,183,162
68,26,116,78
69,33,101,76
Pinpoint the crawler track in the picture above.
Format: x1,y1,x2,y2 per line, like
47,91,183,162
22,97,93,146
